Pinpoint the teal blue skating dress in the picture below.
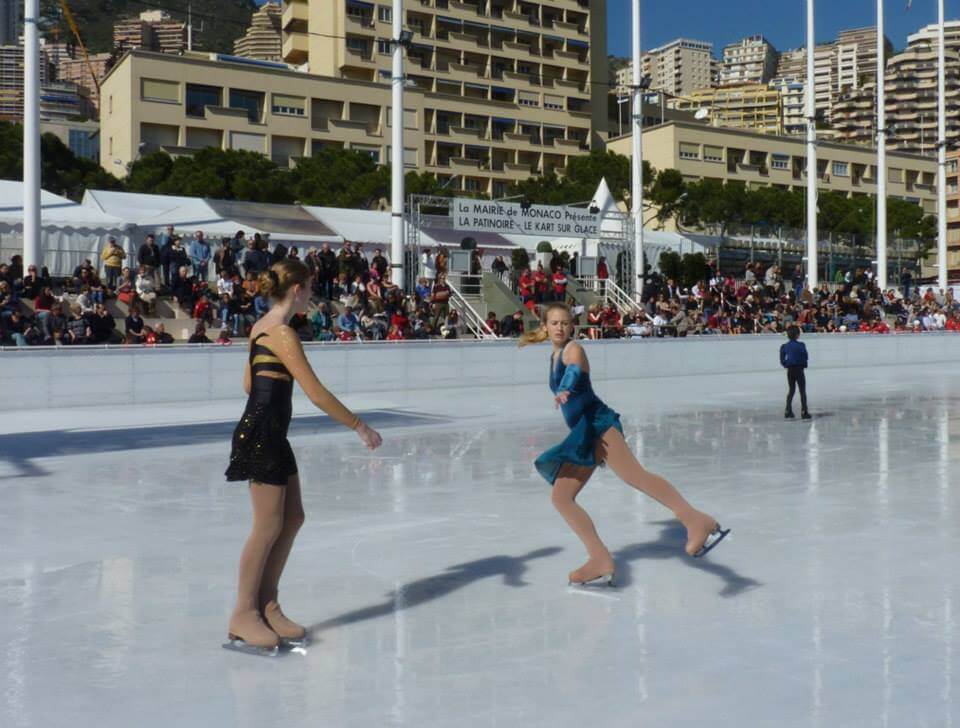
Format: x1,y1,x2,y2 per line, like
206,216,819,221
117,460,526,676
534,343,623,485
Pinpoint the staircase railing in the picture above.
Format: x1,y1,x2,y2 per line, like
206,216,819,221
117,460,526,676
578,276,645,316
446,278,499,339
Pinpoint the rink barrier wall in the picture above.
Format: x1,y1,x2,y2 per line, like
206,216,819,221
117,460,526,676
2,333,959,411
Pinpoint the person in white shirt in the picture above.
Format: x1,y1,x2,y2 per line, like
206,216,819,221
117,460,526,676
135,264,158,314
421,248,436,282
217,273,235,299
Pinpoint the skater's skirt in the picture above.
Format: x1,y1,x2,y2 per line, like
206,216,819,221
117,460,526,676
534,405,622,485
225,400,298,487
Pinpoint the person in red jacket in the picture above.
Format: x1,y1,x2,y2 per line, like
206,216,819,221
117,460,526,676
551,268,568,303
532,263,549,303
518,268,535,305
386,323,405,341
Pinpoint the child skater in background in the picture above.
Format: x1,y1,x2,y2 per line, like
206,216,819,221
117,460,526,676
520,302,729,587
224,259,382,655
780,325,811,420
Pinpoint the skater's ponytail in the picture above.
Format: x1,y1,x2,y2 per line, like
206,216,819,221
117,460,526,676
519,302,573,348
259,259,310,300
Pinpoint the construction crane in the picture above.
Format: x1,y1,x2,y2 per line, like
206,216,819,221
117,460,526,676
57,0,101,98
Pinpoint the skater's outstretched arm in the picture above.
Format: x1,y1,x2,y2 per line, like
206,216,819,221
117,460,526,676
555,341,588,408
270,326,381,448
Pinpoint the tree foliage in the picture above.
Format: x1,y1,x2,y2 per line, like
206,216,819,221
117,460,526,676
507,150,649,205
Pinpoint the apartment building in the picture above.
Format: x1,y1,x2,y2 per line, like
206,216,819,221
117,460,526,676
100,49,601,197
945,150,960,275
614,38,714,98
0,40,90,121
833,41,960,156
234,2,283,62
719,35,777,87
0,0,20,46
58,53,111,110
670,84,783,135
606,121,938,227
768,76,804,135
114,11,192,54
281,0,607,147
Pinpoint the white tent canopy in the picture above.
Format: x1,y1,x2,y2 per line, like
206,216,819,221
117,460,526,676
0,180,133,276
83,190,343,246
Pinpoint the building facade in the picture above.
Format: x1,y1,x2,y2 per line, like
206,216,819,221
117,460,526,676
0,0,20,47
114,11,193,54
100,49,603,197
719,35,778,87
607,121,938,219
0,41,90,121
615,38,714,98
42,119,100,160
234,2,282,62
671,84,783,135
281,0,608,148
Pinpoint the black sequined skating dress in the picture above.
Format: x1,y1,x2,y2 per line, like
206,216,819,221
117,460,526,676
225,331,298,486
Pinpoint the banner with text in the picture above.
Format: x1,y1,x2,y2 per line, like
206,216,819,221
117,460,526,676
452,198,600,238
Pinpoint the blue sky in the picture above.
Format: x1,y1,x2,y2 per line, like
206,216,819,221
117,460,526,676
606,0,955,57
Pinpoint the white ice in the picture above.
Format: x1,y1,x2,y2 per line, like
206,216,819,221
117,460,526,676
1,363,958,727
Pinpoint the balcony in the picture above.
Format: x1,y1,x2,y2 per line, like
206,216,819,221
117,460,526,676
327,118,381,141
282,32,309,65
447,62,485,81
447,125,484,142
345,15,376,34
344,46,376,66
450,156,482,171
282,1,308,30
448,31,487,48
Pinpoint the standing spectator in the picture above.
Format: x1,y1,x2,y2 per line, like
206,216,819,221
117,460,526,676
189,231,211,282
371,248,389,279
597,256,609,282
214,238,235,278
166,236,189,287
229,230,246,257
100,237,126,291
468,250,483,295
421,247,436,283
518,267,535,305
318,242,337,300
338,242,355,283
901,268,913,300
158,227,175,289
354,243,369,276
137,234,162,290
240,238,264,277
430,273,451,329
551,266,568,303
435,247,449,277
491,255,508,282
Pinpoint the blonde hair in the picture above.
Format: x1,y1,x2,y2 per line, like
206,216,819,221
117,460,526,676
258,259,311,300
518,302,573,348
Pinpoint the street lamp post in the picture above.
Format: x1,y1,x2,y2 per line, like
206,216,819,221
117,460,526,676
876,0,888,290
23,0,41,273
805,0,819,288
937,0,948,290
630,0,644,300
390,0,407,290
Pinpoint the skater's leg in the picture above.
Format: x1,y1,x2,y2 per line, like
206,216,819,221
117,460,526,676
229,482,286,647
552,464,614,581
599,427,719,556
797,370,809,415
786,370,797,415
259,474,307,640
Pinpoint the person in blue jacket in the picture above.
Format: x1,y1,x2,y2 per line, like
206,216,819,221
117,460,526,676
780,325,811,419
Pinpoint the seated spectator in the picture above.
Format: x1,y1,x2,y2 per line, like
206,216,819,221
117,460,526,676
64,303,90,345
135,265,158,314
188,323,211,344
71,259,95,293
217,271,235,299
125,306,147,344
87,302,121,344
171,265,196,313
20,264,48,299
44,302,68,344
360,307,387,340
386,323,405,341
216,327,233,345
254,292,270,319
310,302,335,341
442,310,464,339
3,308,29,346
218,293,240,335
485,311,500,336
415,277,432,302
76,285,95,314
152,322,175,344
337,305,360,336
116,267,137,307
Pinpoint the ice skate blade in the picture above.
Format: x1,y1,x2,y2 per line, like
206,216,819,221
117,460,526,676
280,636,310,654
222,638,280,657
568,573,616,588
691,525,731,559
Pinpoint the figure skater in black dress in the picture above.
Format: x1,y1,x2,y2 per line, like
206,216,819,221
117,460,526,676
224,259,382,654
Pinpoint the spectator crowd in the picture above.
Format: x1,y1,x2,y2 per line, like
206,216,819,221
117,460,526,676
2,232,959,347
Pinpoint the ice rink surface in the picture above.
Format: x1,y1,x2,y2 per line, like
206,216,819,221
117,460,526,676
2,361,959,728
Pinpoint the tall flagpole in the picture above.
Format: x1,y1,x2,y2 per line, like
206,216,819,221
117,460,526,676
631,0,644,299
937,0,948,291
806,0,818,288
23,0,41,273
390,0,406,289
876,1,888,290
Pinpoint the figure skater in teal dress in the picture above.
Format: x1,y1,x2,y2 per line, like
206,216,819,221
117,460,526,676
521,303,729,586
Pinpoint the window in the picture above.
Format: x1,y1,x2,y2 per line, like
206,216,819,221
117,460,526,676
230,131,266,153
949,159,959,174
678,142,699,160
229,89,265,123
352,144,381,162
141,78,179,103
518,90,539,107
108,95,113,114
771,153,790,170
378,5,392,22
888,167,902,184
140,123,179,147
386,107,419,129
186,83,221,117
832,161,849,177
386,146,418,167
704,145,723,163
378,39,391,55
346,37,369,53
272,93,305,116
544,94,563,111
